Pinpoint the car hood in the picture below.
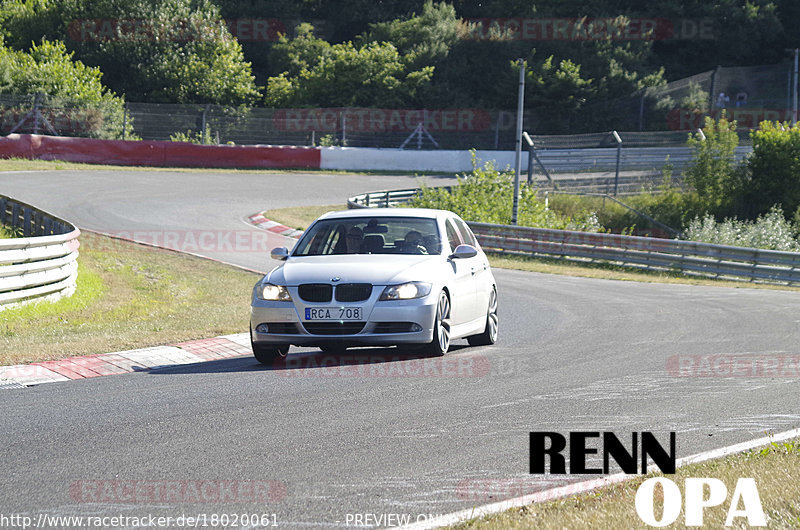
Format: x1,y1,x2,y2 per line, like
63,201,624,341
266,254,441,286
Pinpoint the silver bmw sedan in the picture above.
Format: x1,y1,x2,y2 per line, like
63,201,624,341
250,208,498,364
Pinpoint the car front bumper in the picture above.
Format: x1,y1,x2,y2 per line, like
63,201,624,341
250,288,438,347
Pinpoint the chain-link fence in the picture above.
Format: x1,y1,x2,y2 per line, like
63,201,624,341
1,61,794,148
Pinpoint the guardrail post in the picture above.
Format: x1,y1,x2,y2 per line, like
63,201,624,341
11,202,20,230
384,191,390,208
23,207,32,237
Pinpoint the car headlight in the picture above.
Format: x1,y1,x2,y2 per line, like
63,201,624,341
258,283,292,301
379,282,432,301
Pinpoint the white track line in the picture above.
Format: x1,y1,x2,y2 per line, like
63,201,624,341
398,427,800,530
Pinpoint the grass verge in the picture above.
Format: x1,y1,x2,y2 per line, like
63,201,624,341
450,438,800,529
0,232,259,366
262,205,800,292
262,204,345,231
0,157,448,176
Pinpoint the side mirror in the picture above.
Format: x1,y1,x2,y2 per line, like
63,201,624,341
449,244,478,260
270,247,289,261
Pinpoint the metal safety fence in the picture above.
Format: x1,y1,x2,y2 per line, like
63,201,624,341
0,196,80,308
348,187,800,285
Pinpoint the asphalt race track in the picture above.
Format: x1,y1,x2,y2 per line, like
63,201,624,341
1,169,800,528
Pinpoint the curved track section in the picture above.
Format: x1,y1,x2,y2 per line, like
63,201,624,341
0,169,798,527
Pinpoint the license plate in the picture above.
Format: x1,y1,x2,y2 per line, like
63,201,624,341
304,307,362,321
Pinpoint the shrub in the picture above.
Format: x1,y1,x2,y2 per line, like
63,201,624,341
0,39,129,139
684,206,800,251
684,113,743,217
169,128,213,145
408,155,602,232
744,121,800,219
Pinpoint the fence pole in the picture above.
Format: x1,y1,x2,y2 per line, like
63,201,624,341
638,90,645,131
794,48,798,126
33,93,42,135
512,59,525,225
122,105,128,141
612,130,622,196
201,104,209,143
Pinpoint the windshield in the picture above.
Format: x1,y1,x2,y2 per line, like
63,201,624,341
293,217,440,256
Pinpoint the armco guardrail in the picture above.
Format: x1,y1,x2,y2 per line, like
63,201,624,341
532,146,752,173
470,223,800,284
0,196,80,308
348,188,800,285
348,187,442,209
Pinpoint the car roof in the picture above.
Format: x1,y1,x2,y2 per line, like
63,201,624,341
316,208,451,221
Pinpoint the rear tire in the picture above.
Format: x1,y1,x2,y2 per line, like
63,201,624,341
423,291,451,356
467,287,498,346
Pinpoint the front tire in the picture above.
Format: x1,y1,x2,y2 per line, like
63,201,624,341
251,337,289,365
467,287,498,346
423,290,451,356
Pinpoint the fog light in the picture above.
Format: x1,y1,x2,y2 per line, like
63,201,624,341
255,323,269,333
410,323,423,332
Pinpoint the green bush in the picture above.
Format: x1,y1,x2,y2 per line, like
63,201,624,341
0,39,128,139
684,206,800,251
265,23,433,108
744,121,800,219
1,0,261,106
169,128,213,145
408,155,601,232
684,113,743,217
547,164,702,236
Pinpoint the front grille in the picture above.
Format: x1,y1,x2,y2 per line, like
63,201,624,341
303,322,366,335
298,283,332,302
335,283,372,302
265,322,300,334
373,322,416,334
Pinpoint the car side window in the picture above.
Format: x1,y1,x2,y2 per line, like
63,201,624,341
445,219,463,252
453,218,478,247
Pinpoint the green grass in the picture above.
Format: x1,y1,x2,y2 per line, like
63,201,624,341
0,157,449,176
450,438,800,529
0,232,260,365
263,204,345,231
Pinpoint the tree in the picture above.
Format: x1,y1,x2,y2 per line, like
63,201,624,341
1,0,261,105
264,24,434,108
744,121,800,219
362,1,461,69
684,113,742,216
0,39,127,138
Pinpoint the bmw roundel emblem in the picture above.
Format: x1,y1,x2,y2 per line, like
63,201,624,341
331,277,341,282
